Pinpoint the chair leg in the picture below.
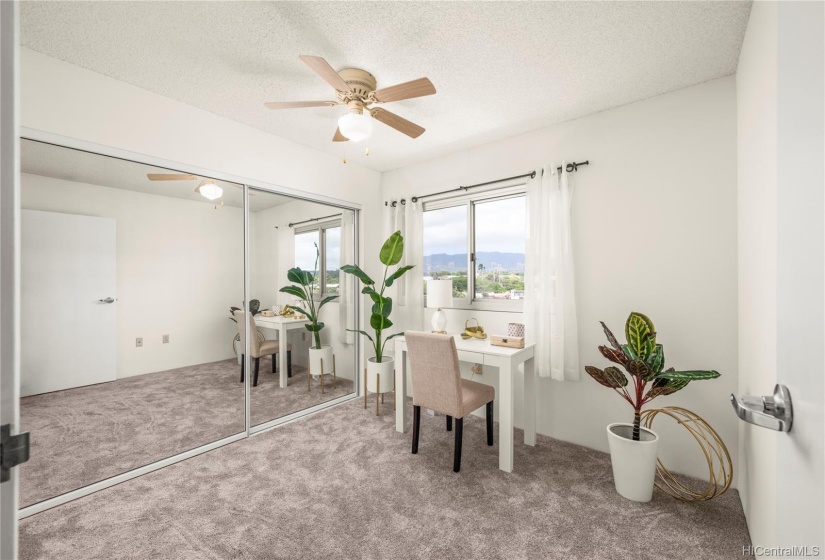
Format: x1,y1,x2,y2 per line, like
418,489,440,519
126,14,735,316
454,418,464,473
287,351,292,378
253,358,260,387
486,401,494,446
446,415,453,432
412,405,421,454
239,354,245,383
272,353,277,373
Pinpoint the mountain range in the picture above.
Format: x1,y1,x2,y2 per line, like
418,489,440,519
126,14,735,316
423,252,525,272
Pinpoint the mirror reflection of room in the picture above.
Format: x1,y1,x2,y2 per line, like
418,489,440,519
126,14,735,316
248,189,355,427
18,140,245,507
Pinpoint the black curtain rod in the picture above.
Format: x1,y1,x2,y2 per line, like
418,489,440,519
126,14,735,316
410,171,536,203
288,213,342,228
409,161,590,204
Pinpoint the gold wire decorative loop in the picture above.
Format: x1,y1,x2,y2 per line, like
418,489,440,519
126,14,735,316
640,407,733,502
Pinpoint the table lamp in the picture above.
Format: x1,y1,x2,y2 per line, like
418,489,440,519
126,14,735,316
426,279,453,334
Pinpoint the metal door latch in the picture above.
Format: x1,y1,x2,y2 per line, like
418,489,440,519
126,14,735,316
1,424,30,483
731,384,793,432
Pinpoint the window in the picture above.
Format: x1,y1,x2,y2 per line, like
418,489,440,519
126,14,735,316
294,220,341,297
423,186,526,310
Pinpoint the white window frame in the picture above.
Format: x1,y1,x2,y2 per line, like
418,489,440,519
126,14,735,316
423,181,527,312
294,218,342,299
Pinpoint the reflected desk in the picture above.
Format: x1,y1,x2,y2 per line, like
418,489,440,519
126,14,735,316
254,315,310,388
394,334,536,472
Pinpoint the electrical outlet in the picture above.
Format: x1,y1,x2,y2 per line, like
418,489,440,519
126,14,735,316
136,337,143,348
162,334,169,344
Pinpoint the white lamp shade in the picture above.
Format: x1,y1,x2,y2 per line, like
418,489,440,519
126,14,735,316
426,279,452,309
197,180,223,201
338,112,373,142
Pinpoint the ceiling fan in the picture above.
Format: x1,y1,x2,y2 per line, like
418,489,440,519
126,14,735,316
264,55,436,143
146,173,250,201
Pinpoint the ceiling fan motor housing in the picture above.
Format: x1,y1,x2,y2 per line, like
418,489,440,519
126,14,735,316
337,68,377,100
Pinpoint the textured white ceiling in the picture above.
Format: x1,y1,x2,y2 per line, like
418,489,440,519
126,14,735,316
21,139,296,212
20,1,752,172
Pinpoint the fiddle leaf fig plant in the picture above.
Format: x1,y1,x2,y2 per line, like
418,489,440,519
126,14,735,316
585,311,720,441
279,243,338,349
340,230,414,363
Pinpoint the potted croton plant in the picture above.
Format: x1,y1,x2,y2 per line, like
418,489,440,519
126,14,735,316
585,312,720,502
280,244,338,379
340,231,413,400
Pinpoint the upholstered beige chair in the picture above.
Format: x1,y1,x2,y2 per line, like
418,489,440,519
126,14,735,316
234,310,292,386
405,331,495,472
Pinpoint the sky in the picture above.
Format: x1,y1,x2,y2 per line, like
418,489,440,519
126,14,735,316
423,196,526,258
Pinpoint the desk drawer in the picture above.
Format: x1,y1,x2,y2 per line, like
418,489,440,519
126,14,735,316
457,350,484,364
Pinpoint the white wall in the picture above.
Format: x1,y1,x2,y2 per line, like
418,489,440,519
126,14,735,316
21,173,244,379
21,48,383,376
382,77,739,484
736,0,778,547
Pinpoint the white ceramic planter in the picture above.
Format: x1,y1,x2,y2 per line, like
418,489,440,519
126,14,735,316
366,356,394,394
606,423,659,502
309,345,334,377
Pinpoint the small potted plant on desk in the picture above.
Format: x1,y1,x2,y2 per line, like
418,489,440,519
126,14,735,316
585,312,720,502
280,244,338,392
340,230,414,415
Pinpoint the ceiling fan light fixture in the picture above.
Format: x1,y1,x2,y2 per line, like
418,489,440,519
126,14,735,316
338,111,373,142
196,180,223,201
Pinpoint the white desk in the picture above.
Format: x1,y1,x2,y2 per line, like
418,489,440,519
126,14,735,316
253,315,310,388
394,335,536,473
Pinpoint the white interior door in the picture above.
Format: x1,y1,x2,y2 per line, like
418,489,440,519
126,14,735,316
775,1,824,550
21,210,117,396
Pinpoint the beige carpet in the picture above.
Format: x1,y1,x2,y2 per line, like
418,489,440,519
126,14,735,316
20,399,751,560
20,358,353,507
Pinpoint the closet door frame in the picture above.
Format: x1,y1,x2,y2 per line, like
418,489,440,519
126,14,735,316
17,127,362,518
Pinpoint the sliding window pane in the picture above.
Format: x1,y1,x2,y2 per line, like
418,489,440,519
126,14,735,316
325,226,341,295
473,196,526,300
423,205,468,299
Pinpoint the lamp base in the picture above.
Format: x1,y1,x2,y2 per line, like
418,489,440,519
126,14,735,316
431,308,447,334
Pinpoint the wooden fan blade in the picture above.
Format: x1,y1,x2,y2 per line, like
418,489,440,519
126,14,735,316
299,55,351,93
373,77,436,103
264,101,336,110
371,108,425,139
231,184,255,196
333,127,349,142
147,173,197,181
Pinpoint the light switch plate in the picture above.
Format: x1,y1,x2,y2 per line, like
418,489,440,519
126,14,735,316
162,334,169,344
136,337,143,348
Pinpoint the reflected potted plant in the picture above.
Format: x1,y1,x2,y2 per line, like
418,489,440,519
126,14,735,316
585,312,720,502
340,231,413,401
280,244,338,378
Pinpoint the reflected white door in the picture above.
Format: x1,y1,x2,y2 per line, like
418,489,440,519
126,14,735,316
21,210,117,396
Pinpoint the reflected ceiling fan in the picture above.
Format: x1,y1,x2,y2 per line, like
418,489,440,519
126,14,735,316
146,173,252,201
264,55,436,143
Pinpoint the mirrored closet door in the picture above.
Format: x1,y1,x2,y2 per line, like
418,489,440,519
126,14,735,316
247,188,357,427
19,139,245,507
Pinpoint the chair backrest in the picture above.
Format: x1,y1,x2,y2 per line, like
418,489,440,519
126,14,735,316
234,310,261,357
405,331,463,418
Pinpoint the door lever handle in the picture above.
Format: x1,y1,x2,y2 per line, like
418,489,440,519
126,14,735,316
98,297,115,304
731,384,793,432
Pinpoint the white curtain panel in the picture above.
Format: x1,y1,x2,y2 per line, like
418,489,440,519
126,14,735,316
338,210,355,344
393,202,407,304
524,163,580,380
402,200,425,331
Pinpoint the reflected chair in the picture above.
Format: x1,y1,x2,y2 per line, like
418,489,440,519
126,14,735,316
234,310,292,386
405,331,495,473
